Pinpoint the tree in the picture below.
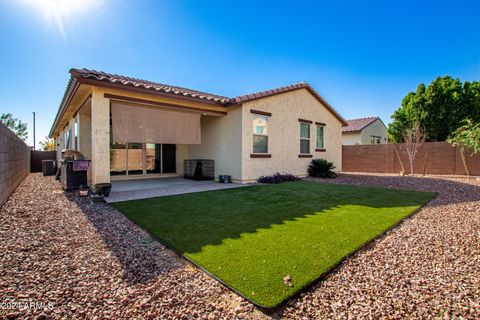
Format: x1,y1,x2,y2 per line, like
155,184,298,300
39,136,55,151
388,77,480,142
0,113,28,141
448,119,480,179
402,121,426,176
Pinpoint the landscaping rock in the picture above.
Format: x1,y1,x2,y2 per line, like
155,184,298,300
0,173,478,319
283,275,293,288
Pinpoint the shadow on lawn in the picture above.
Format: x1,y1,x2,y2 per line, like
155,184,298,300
66,174,479,291
110,179,443,255
309,173,480,207
65,193,182,285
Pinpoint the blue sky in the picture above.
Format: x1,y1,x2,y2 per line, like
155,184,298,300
0,0,479,147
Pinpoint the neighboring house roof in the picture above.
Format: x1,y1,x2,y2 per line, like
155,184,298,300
343,117,381,133
50,68,347,137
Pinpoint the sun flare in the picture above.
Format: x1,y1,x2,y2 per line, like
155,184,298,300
21,0,103,38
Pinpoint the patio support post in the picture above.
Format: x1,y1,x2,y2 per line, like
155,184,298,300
90,88,111,185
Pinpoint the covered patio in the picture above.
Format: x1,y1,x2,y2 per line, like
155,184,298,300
50,69,235,189
105,177,245,203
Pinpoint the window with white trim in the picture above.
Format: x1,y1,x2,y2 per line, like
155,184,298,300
252,114,269,153
370,135,381,144
300,122,310,154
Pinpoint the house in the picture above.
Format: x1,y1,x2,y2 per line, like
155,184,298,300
49,68,347,186
342,117,388,145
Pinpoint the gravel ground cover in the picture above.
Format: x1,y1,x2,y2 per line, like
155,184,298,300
0,173,479,319
113,181,434,308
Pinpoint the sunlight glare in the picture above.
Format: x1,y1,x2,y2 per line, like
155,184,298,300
21,0,103,39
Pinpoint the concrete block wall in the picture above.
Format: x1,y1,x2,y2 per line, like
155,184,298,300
342,142,480,176
0,122,30,207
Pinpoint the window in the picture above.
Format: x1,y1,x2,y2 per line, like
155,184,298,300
300,122,310,154
74,117,78,150
110,142,126,176
370,135,381,144
316,125,324,149
252,114,268,153
146,143,161,174
127,143,144,175
65,128,72,149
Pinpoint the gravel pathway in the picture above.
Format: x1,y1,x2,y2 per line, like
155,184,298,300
1,173,479,319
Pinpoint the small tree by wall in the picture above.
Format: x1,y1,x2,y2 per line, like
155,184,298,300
448,119,480,179
0,113,28,141
402,121,426,176
39,136,55,151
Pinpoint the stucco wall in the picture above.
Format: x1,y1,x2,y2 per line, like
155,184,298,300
187,107,243,181
0,122,30,207
360,119,388,144
341,132,362,145
241,88,343,182
51,84,344,184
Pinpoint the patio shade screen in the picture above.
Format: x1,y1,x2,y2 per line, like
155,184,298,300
111,102,201,144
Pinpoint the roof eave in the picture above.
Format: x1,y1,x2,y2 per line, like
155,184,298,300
227,83,348,126
75,77,230,107
304,86,348,126
48,76,79,138
49,71,230,137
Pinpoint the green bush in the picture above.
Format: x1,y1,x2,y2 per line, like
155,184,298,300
308,158,337,178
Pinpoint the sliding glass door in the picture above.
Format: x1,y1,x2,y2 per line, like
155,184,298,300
110,142,126,176
127,143,143,175
146,143,161,174
162,144,176,173
110,142,176,177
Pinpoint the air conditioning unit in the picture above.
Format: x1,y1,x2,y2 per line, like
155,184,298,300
184,159,214,180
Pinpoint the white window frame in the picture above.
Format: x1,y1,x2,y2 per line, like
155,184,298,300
370,135,381,144
252,114,269,154
300,122,311,154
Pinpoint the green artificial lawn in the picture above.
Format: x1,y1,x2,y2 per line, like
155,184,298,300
113,181,435,308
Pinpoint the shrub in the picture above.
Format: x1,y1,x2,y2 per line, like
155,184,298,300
257,172,301,184
308,159,337,178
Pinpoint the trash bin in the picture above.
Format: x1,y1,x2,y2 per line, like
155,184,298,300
41,160,55,176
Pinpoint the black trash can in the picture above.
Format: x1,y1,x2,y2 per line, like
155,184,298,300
41,160,55,176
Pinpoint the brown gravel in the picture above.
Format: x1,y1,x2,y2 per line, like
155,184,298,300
1,173,479,319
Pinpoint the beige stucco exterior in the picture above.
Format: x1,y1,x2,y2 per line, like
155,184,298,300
342,119,388,145
51,82,345,185
241,88,343,182
188,105,243,181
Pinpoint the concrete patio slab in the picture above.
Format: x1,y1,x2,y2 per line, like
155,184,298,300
106,177,247,203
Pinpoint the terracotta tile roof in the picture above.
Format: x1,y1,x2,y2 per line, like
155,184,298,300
71,68,231,104
50,68,347,136
232,82,347,125
343,117,379,133
232,82,309,103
